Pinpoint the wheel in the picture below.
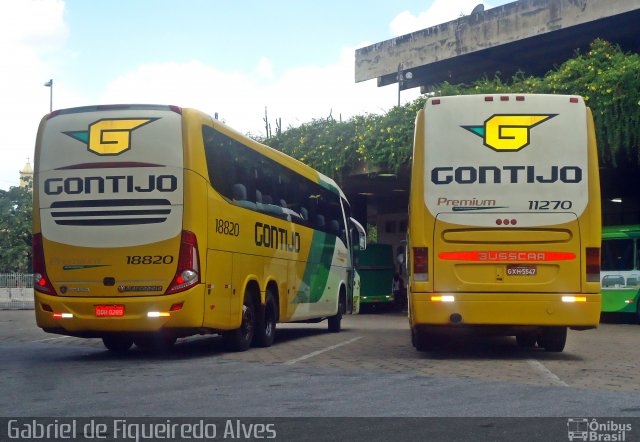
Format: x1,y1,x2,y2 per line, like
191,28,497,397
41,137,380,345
223,292,255,351
254,290,277,347
539,326,567,352
516,333,537,348
102,335,133,353
413,329,436,352
328,293,345,333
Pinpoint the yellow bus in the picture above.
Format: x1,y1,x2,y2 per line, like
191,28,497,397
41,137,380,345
33,104,366,353
407,94,601,352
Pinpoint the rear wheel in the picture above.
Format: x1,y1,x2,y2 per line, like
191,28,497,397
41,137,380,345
539,326,567,352
223,292,255,351
328,293,345,333
412,329,436,352
102,335,133,353
254,290,277,347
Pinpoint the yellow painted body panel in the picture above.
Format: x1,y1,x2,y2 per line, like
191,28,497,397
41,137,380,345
410,293,601,326
35,288,204,333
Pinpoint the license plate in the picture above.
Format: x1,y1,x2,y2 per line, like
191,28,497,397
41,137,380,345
507,265,537,276
95,305,125,317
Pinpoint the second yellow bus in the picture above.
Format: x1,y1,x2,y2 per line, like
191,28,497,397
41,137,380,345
407,94,601,352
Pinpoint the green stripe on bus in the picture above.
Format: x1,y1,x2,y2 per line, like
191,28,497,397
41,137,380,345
294,230,336,304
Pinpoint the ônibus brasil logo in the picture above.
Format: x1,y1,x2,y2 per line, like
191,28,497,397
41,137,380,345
64,118,158,156
462,114,556,152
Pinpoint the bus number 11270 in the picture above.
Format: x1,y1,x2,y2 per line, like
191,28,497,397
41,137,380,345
528,200,572,210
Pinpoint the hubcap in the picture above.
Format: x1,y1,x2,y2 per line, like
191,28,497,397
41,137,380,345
241,304,253,340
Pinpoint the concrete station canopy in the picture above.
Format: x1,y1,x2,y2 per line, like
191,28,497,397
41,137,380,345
355,0,640,92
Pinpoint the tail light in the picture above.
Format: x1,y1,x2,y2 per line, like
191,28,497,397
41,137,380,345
586,247,600,282
413,247,429,281
166,230,201,294
33,233,57,295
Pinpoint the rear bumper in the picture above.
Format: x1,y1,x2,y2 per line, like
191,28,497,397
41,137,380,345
361,294,395,304
34,286,205,336
410,292,601,328
601,289,637,314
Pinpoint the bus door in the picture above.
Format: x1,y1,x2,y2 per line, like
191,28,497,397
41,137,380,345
348,217,366,313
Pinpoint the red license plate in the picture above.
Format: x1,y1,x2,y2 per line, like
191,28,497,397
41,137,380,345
95,305,125,317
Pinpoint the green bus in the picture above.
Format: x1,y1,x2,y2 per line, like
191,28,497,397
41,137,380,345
601,225,640,320
357,244,396,306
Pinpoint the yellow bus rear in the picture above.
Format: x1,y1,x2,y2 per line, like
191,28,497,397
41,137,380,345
407,94,601,352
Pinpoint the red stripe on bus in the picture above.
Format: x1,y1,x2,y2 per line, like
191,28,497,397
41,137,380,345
438,251,576,262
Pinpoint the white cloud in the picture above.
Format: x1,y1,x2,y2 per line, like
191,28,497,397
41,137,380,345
390,0,489,36
256,57,274,80
0,0,68,189
101,45,419,138
0,1,424,189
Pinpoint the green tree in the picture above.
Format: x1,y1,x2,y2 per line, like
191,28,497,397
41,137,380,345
431,40,640,169
0,180,33,273
263,39,640,180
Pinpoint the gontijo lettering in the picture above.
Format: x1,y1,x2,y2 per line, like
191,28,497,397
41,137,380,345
255,222,301,252
44,175,178,195
431,165,582,185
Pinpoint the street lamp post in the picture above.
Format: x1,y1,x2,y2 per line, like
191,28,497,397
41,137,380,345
397,65,413,107
44,79,53,112
397,64,403,107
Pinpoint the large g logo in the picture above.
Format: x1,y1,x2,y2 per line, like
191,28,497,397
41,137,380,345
64,118,158,156
88,119,156,155
463,114,556,152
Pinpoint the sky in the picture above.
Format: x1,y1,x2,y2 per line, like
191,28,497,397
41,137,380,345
0,0,512,190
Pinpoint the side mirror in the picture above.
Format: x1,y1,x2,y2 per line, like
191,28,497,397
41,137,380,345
349,217,366,251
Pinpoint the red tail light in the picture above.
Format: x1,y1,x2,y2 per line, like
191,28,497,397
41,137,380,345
413,247,429,281
166,230,201,294
586,247,600,282
32,233,57,295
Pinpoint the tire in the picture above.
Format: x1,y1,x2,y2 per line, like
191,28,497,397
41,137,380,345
539,326,567,352
102,335,133,353
328,293,345,333
413,329,435,352
223,292,255,352
254,290,277,348
516,333,537,348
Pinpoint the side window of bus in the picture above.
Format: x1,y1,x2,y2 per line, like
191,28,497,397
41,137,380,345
202,125,318,226
203,125,235,199
601,239,634,271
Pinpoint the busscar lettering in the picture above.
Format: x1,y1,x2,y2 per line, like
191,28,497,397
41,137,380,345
44,175,178,195
431,166,582,185
254,222,300,252
479,252,546,261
